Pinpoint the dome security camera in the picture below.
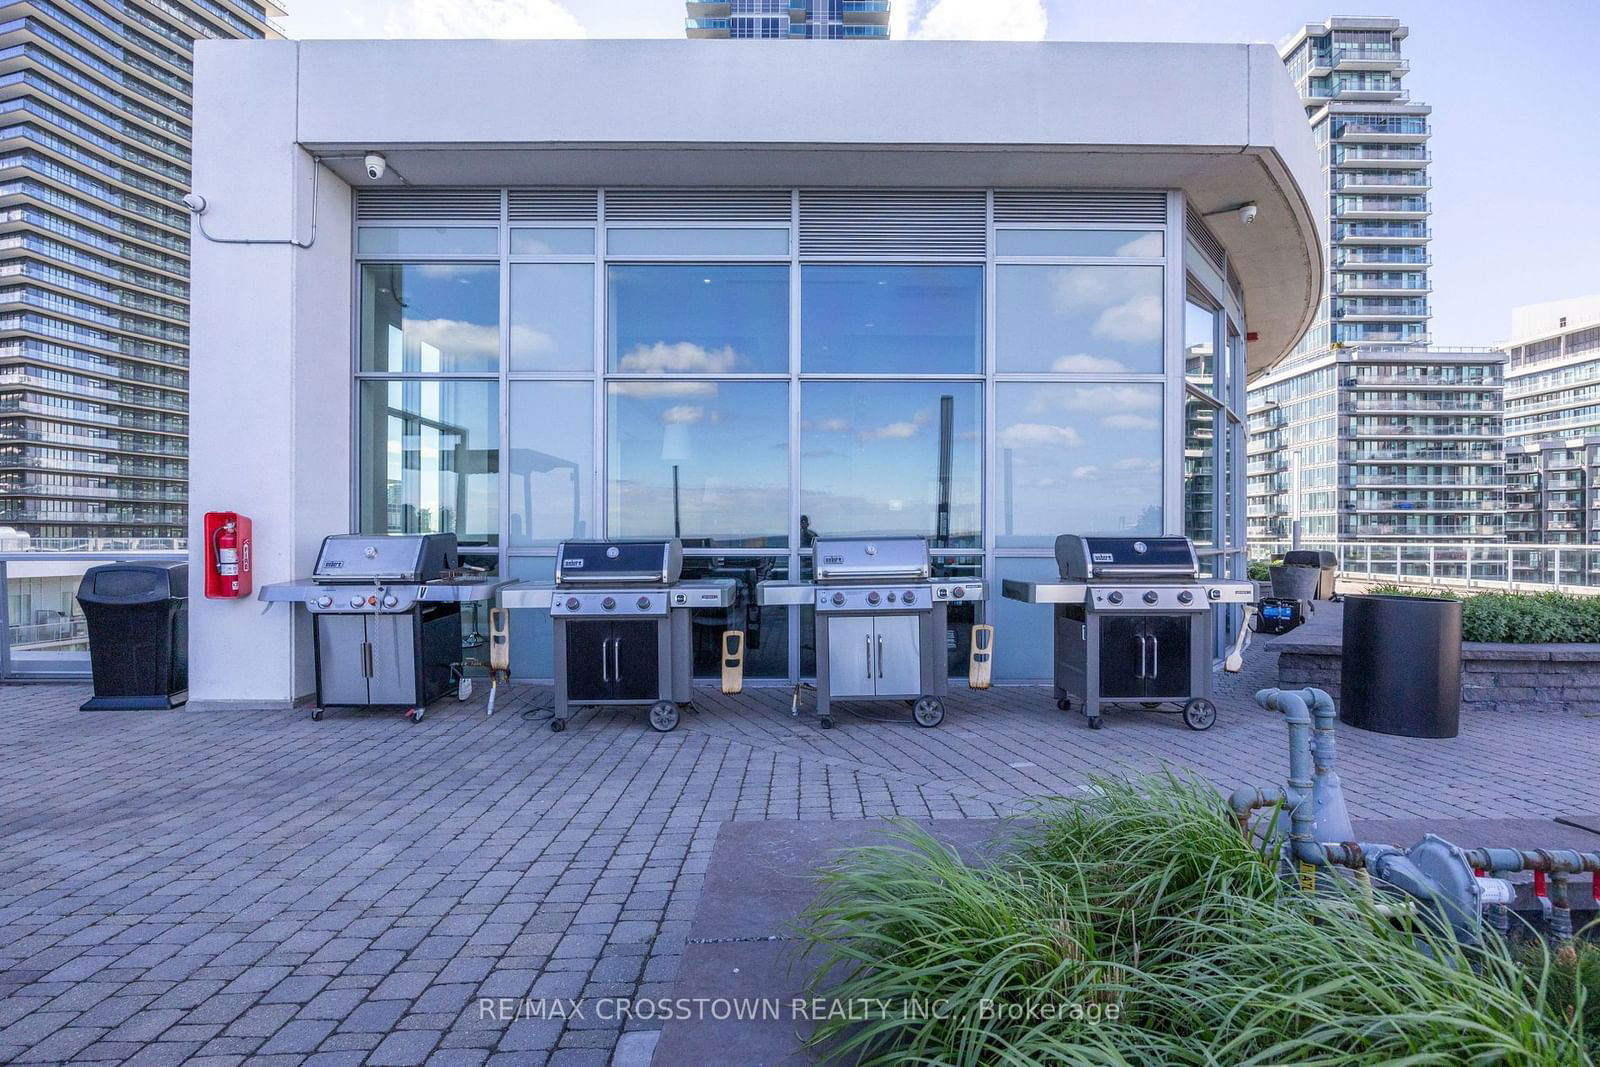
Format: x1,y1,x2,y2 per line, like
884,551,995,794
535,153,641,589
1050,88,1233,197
364,153,388,181
182,192,207,214
1239,202,1259,225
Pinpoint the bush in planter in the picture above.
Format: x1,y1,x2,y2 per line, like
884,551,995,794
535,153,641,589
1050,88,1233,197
797,774,1587,1064
1365,585,1600,644
1247,560,1272,582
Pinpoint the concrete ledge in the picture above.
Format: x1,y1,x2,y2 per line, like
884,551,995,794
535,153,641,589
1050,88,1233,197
184,698,306,712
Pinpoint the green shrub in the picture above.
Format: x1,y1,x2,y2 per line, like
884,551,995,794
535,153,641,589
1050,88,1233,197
1520,936,1600,1060
1358,586,1600,644
796,774,1589,1065
1247,560,1272,582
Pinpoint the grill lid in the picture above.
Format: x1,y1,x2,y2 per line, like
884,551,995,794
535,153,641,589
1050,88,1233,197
813,537,931,582
1055,535,1199,581
556,540,683,585
313,534,459,583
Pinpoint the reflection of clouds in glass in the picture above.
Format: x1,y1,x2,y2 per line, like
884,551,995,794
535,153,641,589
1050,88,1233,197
998,422,1084,449
860,410,932,441
1051,353,1129,373
1102,413,1160,430
1114,456,1161,473
1071,464,1099,479
1029,384,1162,416
1094,293,1163,343
511,325,554,355
403,317,499,364
415,263,474,280
617,342,739,374
801,418,851,433
1048,267,1163,345
610,380,718,399
661,405,703,425
1116,232,1164,257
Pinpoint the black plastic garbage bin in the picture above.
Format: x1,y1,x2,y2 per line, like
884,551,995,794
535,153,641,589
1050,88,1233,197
76,562,187,710
1340,593,1460,738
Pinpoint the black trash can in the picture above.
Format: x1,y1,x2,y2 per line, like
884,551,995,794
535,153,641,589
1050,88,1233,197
1282,550,1339,599
76,562,187,711
1340,593,1460,738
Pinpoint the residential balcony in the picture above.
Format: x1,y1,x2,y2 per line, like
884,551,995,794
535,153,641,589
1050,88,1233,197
1333,120,1430,143
1347,500,1501,513
1343,374,1491,391
684,16,731,36
1344,473,1506,489
1342,423,1500,439
1334,223,1431,244
1340,397,1498,415
1336,249,1430,267
1343,446,1500,463
841,1,891,23
1334,174,1431,193
686,2,732,14
1335,303,1430,323
1335,328,1432,345
1335,280,1431,298
1336,198,1431,220
1346,523,1502,539
1333,147,1430,168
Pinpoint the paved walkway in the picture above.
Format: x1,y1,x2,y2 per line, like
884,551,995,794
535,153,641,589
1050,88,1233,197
2,651,1596,1065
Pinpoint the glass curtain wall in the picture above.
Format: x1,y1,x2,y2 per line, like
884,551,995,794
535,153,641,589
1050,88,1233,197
353,194,1247,682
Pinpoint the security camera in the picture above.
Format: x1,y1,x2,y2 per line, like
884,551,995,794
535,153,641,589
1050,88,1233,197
364,153,387,181
182,192,207,214
1239,202,1259,225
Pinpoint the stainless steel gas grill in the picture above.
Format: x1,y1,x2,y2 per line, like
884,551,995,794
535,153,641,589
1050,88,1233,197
259,534,515,723
1001,535,1252,731
498,539,737,733
758,537,985,730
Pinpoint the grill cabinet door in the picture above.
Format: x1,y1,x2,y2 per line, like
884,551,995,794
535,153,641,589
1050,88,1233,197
315,614,370,706
1096,615,1146,698
367,613,419,705
1144,615,1192,698
825,615,876,698
610,620,660,701
872,614,922,696
564,620,613,702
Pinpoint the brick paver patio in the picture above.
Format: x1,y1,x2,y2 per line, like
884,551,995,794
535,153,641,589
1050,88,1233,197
2,650,1596,1065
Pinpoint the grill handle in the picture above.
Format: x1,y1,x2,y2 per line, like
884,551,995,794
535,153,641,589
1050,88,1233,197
1147,633,1159,679
601,637,611,684
1134,633,1147,679
877,634,884,679
866,633,873,680
612,636,621,682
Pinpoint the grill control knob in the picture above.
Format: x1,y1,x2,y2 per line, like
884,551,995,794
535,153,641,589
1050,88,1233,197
1107,591,1124,605
601,597,616,611
952,586,966,599
382,594,399,609
831,592,845,606
565,597,580,610
1143,590,1159,605
902,590,915,605
637,596,651,610
1177,590,1194,605
314,595,333,609
866,591,881,606
349,595,366,609
1208,587,1222,600
887,592,897,603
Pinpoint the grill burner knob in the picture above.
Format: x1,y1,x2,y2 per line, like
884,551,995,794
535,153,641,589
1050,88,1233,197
565,597,580,610
1107,591,1124,605
637,597,651,610
1143,591,1159,605
952,586,966,599
314,595,333,609
1177,590,1194,605
902,590,915,605
866,591,881,606
382,594,399,609
831,592,846,606
887,592,896,603
1209,587,1222,600
349,595,365,609
602,597,616,611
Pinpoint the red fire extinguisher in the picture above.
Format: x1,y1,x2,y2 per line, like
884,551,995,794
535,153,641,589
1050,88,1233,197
204,511,253,599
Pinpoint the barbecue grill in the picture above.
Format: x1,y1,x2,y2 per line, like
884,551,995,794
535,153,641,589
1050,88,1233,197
258,534,515,723
758,536,985,729
1001,534,1252,730
499,539,737,732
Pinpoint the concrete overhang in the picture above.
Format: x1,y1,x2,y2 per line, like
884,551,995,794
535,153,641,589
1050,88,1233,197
198,38,1325,372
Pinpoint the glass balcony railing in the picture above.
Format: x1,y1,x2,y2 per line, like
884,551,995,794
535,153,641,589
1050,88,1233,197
1334,120,1430,138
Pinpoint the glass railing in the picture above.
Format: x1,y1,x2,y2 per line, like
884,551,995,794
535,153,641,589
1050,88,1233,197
1334,120,1430,137
0,42,192,139
13,16,191,118
0,179,190,250
0,151,188,229
1336,223,1431,238
1334,147,1430,163
1336,250,1430,266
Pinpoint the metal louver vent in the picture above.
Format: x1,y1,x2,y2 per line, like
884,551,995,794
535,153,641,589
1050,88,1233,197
603,189,791,223
992,191,1167,225
799,191,986,258
1186,211,1227,274
355,189,501,222
508,189,598,223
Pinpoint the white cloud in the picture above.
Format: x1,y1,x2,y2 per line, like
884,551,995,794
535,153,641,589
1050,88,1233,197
1094,293,1164,343
1100,413,1160,430
609,380,718,399
1116,232,1165,257
912,0,1047,40
1036,384,1162,415
1113,457,1161,473
802,418,852,434
998,423,1084,449
1071,464,1099,479
399,317,499,367
385,0,585,38
858,409,934,442
660,405,704,425
616,342,739,375
1051,353,1129,373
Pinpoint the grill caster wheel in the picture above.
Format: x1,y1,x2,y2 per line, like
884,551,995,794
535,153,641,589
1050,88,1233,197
311,708,323,722
405,707,424,724
912,696,945,728
1182,698,1217,731
820,716,834,730
1056,698,1072,712
649,700,680,732
1087,717,1104,730
550,718,567,733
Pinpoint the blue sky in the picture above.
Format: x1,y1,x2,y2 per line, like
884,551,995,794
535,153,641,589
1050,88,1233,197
282,0,1600,346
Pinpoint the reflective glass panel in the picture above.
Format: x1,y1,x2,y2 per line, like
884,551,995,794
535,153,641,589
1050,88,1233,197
606,381,789,547
995,264,1163,373
511,227,595,255
357,227,498,256
507,556,555,679
994,382,1162,545
992,557,1059,680
608,265,789,374
1185,394,1217,547
801,265,982,374
1186,297,1218,394
509,263,594,371
681,556,788,679
606,228,788,256
359,263,500,373
358,380,499,548
995,229,1164,258
800,381,981,547
509,381,593,546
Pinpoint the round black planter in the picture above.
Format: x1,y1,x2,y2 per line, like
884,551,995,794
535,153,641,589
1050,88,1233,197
1340,593,1462,738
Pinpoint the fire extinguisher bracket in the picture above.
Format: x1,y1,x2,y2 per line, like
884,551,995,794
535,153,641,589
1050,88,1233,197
203,512,253,599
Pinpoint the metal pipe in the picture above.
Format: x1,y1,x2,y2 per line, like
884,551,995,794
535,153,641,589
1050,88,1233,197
1254,688,1324,869
1551,872,1573,941
1297,686,1354,842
